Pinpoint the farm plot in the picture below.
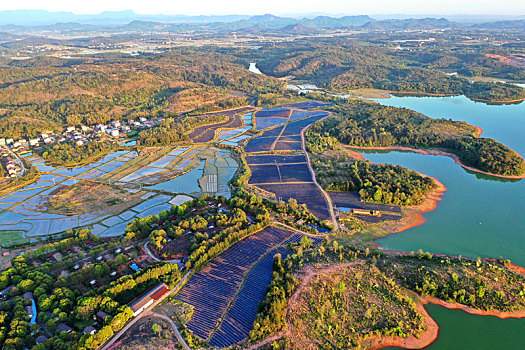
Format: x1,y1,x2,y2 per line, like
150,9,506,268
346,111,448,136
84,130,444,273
208,245,291,347
257,183,331,221
245,114,327,153
0,150,175,243
248,163,312,184
175,226,295,341
280,101,333,109
217,126,251,140
280,113,328,136
273,140,302,151
189,116,245,143
247,165,281,184
242,113,252,124
244,136,278,153
245,153,307,165
150,147,238,197
289,109,328,122
208,233,325,348
148,155,178,168
202,106,253,118
255,117,287,130
254,108,291,118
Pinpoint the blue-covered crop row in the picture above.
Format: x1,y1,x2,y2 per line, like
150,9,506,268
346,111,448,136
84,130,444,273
176,226,294,340
208,245,291,347
257,183,331,221
208,233,324,347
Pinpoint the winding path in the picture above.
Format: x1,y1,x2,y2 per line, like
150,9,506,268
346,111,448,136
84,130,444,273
150,312,191,350
299,115,339,230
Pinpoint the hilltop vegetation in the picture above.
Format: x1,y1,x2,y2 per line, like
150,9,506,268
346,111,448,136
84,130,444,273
308,101,525,176
306,132,437,206
0,49,283,139
308,148,436,206
250,239,525,348
251,39,525,102
288,263,425,349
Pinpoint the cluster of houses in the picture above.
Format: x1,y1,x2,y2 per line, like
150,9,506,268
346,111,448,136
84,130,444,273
0,240,164,345
0,116,161,178
0,148,23,178
0,116,157,152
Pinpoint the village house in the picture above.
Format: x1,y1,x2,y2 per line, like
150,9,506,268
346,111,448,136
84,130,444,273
57,323,73,333
128,283,169,317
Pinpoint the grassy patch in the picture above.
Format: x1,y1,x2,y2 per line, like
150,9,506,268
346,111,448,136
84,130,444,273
0,231,28,247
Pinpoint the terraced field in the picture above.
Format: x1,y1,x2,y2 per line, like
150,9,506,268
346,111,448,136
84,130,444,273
245,113,328,153
188,115,245,143
244,109,332,221
207,245,292,347
175,226,296,342
248,162,312,184
257,183,331,220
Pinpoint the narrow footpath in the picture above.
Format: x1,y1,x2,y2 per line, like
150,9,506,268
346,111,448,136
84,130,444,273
150,312,191,350
299,114,339,230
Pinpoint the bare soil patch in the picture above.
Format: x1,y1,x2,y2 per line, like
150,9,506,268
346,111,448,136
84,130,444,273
43,182,144,215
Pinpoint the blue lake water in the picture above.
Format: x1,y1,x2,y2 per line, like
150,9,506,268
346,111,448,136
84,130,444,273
363,95,525,349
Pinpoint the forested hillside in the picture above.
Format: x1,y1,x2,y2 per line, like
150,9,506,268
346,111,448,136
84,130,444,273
0,49,283,138
252,40,525,101
308,101,525,176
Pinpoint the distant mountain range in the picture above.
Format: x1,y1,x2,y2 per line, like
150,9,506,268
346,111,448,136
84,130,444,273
0,10,523,34
0,10,250,26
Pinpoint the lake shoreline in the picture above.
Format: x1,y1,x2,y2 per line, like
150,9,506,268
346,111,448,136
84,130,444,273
371,90,525,104
370,293,525,350
366,174,447,241
420,296,525,320
347,145,525,179
367,295,439,350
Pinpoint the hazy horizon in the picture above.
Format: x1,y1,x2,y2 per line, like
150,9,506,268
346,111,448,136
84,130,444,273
0,0,524,17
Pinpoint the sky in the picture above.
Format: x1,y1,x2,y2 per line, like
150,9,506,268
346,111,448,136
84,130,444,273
0,0,524,16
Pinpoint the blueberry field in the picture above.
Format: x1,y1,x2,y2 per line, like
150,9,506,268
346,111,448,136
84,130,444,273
245,154,307,165
255,117,288,130
254,108,291,118
247,153,312,185
244,136,277,153
188,116,244,143
175,226,296,341
258,183,331,221
208,245,291,347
